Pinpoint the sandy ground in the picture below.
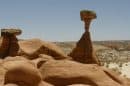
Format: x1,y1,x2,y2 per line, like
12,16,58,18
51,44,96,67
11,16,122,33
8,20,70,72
121,62,130,78
107,62,130,78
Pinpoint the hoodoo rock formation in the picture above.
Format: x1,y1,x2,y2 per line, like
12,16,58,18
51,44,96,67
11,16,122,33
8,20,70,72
69,10,100,65
0,10,130,86
0,29,21,58
0,29,70,60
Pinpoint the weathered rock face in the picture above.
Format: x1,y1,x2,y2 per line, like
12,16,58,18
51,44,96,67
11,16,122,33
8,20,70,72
0,29,21,59
31,54,55,68
0,56,54,86
0,36,10,58
67,84,91,86
8,35,19,57
39,60,129,86
18,39,70,59
0,56,43,86
69,32,99,64
69,10,100,65
3,57,41,86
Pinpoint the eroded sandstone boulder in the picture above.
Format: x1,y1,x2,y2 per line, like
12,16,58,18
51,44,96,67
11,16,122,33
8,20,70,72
1,56,41,86
39,60,129,86
0,56,55,86
31,54,55,68
18,39,70,60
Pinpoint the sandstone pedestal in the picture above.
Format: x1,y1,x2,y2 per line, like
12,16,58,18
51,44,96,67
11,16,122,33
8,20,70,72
0,29,21,58
69,31,99,64
69,10,100,65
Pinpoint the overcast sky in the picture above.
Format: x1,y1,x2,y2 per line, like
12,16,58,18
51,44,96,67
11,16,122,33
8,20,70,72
0,0,130,41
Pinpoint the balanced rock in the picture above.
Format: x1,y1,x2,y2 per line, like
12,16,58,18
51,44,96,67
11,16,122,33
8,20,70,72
69,10,100,65
0,28,21,58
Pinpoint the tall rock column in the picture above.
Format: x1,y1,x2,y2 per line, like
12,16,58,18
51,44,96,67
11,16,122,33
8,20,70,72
0,29,21,58
69,10,100,65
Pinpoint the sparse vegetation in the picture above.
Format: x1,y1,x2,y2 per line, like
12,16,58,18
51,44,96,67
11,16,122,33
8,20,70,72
55,40,130,65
